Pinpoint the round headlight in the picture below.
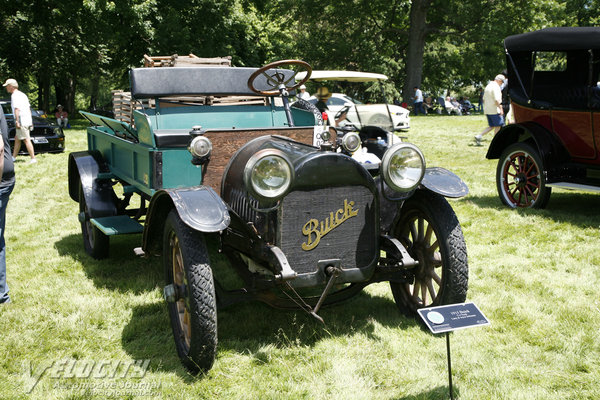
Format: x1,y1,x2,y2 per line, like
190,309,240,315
381,143,425,192
341,132,361,153
244,150,293,199
189,136,212,158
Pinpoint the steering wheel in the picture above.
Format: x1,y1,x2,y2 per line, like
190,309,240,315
335,105,351,120
247,60,312,96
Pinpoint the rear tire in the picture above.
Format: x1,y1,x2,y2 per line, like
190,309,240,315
164,210,217,374
497,142,551,208
79,185,109,259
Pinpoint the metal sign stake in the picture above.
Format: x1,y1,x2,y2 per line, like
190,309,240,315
417,302,490,400
446,332,454,400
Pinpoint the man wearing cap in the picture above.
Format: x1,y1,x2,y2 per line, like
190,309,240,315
0,99,15,304
314,87,348,126
314,86,331,114
474,74,506,146
55,104,69,128
297,84,310,101
3,79,36,163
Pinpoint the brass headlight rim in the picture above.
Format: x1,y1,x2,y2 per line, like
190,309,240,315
341,132,361,153
381,143,426,193
243,149,294,200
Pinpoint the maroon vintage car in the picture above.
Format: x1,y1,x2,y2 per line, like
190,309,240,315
486,27,600,208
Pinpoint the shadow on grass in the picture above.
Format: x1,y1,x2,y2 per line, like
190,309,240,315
393,385,459,400
55,233,427,381
54,233,162,294
122,287,422,379
467,191,600,227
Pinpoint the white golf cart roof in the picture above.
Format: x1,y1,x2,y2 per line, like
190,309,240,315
296,70,388,82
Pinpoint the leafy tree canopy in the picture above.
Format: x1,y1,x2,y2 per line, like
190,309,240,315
0,0,591,111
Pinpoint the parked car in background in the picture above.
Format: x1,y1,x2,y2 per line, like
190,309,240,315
486,27,600,208
297,70,410,131
69,60,469,374
0,100,65,153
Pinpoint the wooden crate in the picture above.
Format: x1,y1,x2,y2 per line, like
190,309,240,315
112,90,154,126
143,54,232,68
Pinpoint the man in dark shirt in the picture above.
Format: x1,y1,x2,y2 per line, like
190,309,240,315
0,104,15,304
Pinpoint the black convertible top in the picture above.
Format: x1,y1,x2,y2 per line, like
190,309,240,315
505,27,600,52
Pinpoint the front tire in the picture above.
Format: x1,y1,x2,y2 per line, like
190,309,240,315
164,209,217,374
390,190,468,315
79,185,109,259
497,142,551,209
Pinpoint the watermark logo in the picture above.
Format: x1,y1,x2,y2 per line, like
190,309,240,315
23,359,153,395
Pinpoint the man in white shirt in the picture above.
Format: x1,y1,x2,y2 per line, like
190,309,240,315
474,74,505,146
3,79,36,163
297,84,310,101
413,86,426,115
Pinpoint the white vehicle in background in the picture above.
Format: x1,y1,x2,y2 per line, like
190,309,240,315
296,70,411,131
293,70,409,166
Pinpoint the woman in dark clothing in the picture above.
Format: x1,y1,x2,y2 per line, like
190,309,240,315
0,105,15,304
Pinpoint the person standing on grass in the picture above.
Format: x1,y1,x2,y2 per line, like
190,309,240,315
413,86,426,115
474,74,506,146
3,79,36,163
0,102,15,304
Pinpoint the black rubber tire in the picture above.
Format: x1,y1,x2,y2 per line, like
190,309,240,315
390,190,468,316
163,209,217,374
496,142,551,209
79,184,109,259
291,99,324,125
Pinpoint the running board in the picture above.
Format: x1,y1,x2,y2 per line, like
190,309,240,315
90,216,144,235
546,182,600,193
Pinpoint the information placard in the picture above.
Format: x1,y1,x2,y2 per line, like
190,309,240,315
417,302,490,334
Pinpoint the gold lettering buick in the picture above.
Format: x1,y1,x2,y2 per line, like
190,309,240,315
301,199,359,251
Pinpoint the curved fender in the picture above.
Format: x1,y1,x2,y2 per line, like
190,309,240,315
143,186,231,255
486,122,570,167
420,167,469,198
67,151,117,218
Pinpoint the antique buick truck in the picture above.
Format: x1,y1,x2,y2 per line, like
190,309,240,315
68,60,469,373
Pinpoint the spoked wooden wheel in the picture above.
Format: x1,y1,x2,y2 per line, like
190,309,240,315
497,142,551,209
390,191,468,315
163,210,217,374
170,234,192,349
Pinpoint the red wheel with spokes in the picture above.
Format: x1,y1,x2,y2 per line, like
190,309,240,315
497,142,551,209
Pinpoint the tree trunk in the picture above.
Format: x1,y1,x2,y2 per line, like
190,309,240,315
89,74,100,111
55,76,77,115
37,71,51,113
402,0,430,105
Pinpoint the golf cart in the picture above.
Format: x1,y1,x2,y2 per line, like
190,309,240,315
295,70,410,163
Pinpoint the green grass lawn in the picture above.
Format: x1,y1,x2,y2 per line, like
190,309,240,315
1,115,599,399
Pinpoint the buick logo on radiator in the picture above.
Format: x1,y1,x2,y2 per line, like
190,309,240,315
301,199,359,251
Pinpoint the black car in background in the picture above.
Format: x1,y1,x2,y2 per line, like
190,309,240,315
0,100,65,154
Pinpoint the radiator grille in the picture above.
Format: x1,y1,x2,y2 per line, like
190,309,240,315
278,186,377,274
229,187,258,222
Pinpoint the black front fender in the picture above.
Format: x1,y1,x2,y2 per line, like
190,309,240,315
142,186,231,255
420,167,469,198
